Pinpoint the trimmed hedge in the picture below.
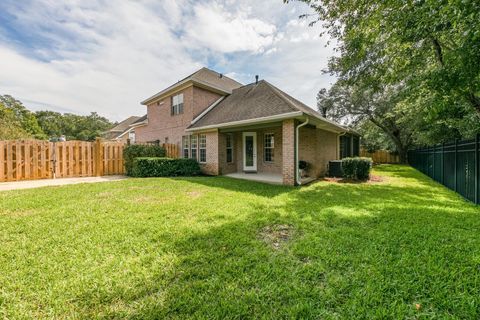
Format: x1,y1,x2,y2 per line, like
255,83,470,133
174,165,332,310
124,144,166,176
131,157,201,177
342,157,372,180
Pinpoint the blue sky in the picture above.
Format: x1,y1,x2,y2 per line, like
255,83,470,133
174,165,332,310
0,0,335,120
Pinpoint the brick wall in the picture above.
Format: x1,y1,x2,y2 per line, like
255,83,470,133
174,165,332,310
298,126,339,178
314,129,339,176
224,126,283,174
298,126,319,177
218,132,237,175
135,85,223,147
282,119,296,186
199,131,219,175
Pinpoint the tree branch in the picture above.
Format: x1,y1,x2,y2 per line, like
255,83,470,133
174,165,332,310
431,37,444,67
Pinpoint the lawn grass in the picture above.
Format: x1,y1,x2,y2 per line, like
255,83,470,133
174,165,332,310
0,165,479,319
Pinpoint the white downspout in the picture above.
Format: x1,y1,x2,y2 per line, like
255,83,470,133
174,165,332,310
295,117,309,185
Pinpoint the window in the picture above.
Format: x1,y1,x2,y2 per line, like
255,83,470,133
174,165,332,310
190,135,198,160
171,93,184,115
264,133,274,162
182,135,190,158
128,130,135,143
226,134,233,163
199,134,207,163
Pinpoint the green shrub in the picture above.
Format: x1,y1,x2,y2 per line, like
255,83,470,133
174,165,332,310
342,157,372,180
131,157,201,177
124,144,166,176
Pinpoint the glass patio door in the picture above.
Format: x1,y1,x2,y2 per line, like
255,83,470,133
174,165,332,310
242,132,257,172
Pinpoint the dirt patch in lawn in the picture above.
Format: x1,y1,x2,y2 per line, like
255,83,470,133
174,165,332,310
186,191,203,199
259,224,294,250
323,175,386,184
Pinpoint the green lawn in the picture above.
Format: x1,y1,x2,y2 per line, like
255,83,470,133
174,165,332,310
1,165,479,319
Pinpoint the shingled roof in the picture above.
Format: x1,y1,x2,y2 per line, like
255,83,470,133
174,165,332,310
188,80,346,132
141,68,243,105
103,116,141,140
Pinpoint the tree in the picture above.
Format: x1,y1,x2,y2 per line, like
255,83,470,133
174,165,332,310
35,111,114,141
0,95,46,139
0,103,31,140
288,0,480,144
317,81,415,163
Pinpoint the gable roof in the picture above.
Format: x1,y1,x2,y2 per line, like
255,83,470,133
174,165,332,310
141,67,243,105
103,116,141,140
130,114,147,127
188,80,346,132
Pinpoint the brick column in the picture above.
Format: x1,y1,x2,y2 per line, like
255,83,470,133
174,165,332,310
282,119,296,185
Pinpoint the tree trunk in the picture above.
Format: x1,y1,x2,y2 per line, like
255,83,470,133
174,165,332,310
394,143,408,164
368,117,409,164
468,92,480,114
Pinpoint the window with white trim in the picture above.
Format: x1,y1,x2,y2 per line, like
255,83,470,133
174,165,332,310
199,134,207,163
264,133,274,162
182,135,190,158
190,135,198,160
226,134,233,163
171,93,184,115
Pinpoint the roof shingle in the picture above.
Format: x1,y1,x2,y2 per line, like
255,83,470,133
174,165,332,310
189,80,335,129
141,68,243,105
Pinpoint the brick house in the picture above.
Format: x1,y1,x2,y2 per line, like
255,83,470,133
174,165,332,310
136,67,358,185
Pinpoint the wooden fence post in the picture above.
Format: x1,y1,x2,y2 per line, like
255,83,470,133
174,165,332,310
475,134,479,204
94,138,103,176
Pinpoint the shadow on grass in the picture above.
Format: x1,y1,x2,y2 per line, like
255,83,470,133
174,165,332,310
174,175,293,198
89,166,480,319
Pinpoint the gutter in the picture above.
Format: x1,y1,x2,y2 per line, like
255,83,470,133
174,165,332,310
295,117,309,185
186,111,303,132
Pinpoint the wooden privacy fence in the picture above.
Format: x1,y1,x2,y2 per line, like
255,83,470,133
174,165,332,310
0,139,125,182
0,140,181,182
408,136,479,205
360,148,400,164
132,141,180,158
162,143,179,158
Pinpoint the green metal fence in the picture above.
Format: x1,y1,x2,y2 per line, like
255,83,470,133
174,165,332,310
408,135,479,205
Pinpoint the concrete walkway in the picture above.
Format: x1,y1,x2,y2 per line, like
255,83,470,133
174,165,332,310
0,176,127,192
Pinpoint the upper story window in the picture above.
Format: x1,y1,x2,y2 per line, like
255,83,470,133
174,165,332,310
264,133,274,162
171,93,184,115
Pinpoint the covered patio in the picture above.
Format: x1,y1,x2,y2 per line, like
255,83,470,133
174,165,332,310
224,171,316,185
224,172,283,184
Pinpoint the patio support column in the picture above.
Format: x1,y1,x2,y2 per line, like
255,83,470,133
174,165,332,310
282,119,296,186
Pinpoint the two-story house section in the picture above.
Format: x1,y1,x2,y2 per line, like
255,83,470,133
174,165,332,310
135,68,243,146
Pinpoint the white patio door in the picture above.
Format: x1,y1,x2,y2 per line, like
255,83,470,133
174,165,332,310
243,132,257,172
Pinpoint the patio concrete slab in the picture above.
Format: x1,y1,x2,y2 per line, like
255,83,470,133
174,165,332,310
0,176,127,192
224,172,283,184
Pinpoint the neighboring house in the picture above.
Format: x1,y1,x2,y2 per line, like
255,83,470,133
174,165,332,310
136,67,358,185
103,116,143,143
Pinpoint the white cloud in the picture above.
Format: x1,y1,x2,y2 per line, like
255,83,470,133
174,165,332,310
0,0,337,119
183,2,278,53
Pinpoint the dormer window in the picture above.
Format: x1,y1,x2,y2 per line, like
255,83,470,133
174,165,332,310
171,93,184,115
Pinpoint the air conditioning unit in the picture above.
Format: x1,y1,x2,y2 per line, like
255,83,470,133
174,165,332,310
328,160,343,177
